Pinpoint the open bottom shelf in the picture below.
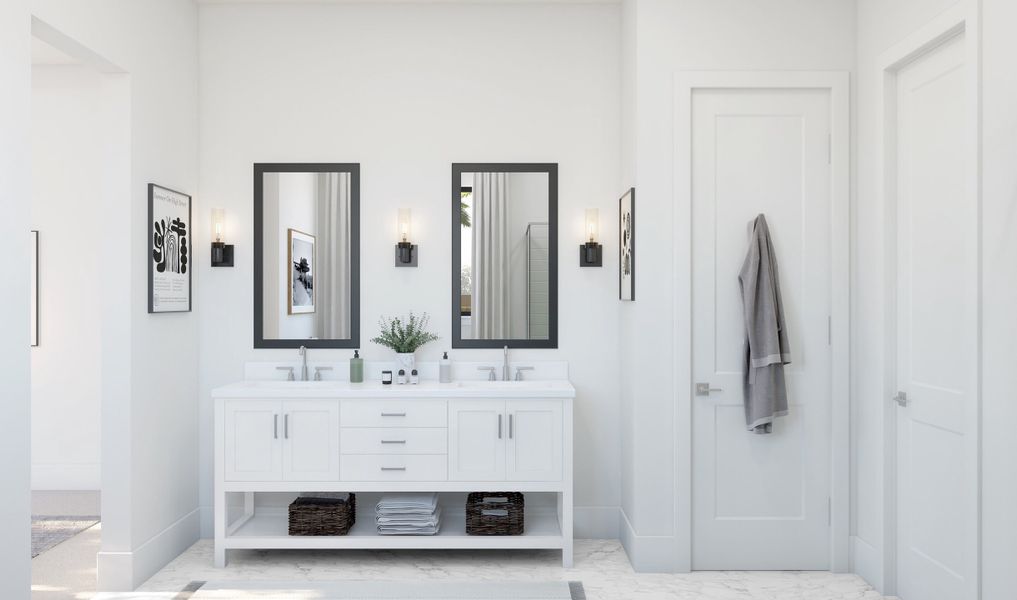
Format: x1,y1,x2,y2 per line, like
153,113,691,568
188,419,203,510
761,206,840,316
224,508,564,550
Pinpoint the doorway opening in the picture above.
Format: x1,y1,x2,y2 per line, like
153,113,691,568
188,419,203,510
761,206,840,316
29,19,130,599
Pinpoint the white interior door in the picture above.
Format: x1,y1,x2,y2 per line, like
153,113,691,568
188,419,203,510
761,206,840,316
893,33,969,600
691,87,833,569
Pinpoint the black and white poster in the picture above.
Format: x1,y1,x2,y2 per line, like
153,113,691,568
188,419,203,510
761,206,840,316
619,187,635,301
148,184,192,313
288,228,315,315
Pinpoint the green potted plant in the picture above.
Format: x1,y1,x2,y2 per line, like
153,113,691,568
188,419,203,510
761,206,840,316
371,312,440,373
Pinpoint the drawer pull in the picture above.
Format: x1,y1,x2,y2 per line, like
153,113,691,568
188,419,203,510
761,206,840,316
380,440,407,444
381,412,407,417
380,466,407,471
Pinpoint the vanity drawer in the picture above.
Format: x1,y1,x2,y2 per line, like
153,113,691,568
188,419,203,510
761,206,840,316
341,428,447,455
340,454,447,481
340,399,447,428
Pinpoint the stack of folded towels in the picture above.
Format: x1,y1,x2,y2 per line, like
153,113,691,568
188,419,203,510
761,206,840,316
375,492,441,535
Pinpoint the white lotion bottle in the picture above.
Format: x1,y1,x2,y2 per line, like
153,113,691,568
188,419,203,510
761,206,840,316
439,351,452,383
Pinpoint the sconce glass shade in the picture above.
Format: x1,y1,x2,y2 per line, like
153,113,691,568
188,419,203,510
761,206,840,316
398,208,412,243
212,208,225,243
210,207,234,267
585,208,599,243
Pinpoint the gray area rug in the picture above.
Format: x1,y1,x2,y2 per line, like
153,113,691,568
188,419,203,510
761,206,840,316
31,516,99,557
176,580,585,600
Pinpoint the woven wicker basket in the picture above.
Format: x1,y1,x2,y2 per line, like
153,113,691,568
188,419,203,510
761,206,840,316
466,492,524,536
288,494,356,536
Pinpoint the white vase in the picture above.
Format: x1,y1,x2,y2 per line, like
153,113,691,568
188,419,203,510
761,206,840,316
395,352,415,374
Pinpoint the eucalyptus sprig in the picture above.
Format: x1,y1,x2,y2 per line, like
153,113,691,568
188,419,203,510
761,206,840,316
371,312,440,353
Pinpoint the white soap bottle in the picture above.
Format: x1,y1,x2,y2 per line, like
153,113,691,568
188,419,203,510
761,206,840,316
439,351,452,383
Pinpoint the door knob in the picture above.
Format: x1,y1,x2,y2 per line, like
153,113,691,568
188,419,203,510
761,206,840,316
893,391,908,407
695,383,723,396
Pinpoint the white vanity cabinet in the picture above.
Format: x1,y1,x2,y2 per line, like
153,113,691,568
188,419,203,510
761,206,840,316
224,399,340,482
449,399,563,482
213,380,574,569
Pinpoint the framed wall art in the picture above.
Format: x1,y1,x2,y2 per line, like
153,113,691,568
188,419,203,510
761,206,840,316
148,183,192,313
288,228,316,315
30,230,39,346
619,187,635,301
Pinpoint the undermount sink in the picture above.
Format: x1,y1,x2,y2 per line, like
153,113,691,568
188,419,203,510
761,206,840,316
454,380,556,389
241,380,336,389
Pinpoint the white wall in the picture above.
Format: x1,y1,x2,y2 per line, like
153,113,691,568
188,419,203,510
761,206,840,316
980,0,1017,595
0,0,34,596
30,65,105,491
26,0,201,591
618,0,855,571
197,2,622,539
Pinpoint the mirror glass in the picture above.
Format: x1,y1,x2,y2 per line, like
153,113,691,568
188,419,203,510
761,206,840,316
255,164,360,348
453,164,557,348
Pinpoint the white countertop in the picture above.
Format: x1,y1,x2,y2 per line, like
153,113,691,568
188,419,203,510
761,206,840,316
212,379,575,399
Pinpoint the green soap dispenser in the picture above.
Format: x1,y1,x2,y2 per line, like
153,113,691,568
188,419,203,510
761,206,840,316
350,350,364,383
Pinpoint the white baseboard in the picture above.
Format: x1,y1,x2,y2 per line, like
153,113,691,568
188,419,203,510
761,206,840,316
850,535,884,593
619,507,678,572
97,507,200,591
31,463,100,490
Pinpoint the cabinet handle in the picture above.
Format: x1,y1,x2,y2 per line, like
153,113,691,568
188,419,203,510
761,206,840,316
498,414,502,439
274,414,278,439
380,440,406,444
381,412,406,417
284,414,289,439
380,466,407,471
509,414,513,439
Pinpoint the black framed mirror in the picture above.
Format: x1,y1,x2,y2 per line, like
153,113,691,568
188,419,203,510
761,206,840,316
254,163,360,348
452,163,558,349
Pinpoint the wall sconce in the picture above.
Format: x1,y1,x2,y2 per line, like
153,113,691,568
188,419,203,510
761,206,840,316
395,208,417,267
580,208,602,267
211,208,234,267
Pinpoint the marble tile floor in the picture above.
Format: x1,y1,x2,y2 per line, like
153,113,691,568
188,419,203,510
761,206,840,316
122,539,894,600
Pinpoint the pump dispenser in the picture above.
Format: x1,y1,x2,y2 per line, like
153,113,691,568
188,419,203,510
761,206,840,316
350,349,364,383
439,351,452,383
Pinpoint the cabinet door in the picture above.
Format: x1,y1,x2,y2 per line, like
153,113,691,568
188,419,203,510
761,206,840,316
449,399,505,481
225,400,282,481
506,399,563,482
282,400,340,482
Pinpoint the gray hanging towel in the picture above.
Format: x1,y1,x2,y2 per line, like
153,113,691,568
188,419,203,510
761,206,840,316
738,214,791,434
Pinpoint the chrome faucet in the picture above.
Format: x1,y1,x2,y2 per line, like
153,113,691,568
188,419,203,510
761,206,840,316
502,346,510,382
477,366,496,381
298,346,309,381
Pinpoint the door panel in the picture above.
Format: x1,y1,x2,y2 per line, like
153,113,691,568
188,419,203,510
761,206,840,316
506,399,562,482
224,399,281,481
282,400,340,481
895,33,968,600
449,399,505,481
691,88,832,569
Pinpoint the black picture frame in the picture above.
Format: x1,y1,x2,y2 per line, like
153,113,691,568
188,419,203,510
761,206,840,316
451,162,558,349
31,230,39,347
253,163,361,349
148,183,193,314
619,187,635,301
